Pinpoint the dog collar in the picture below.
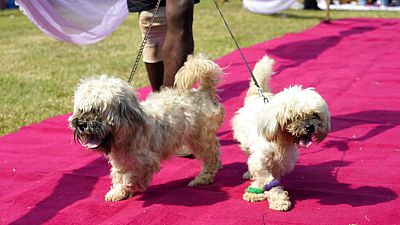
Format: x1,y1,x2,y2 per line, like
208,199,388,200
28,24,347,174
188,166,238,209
246,186,264,194
246,179,280,194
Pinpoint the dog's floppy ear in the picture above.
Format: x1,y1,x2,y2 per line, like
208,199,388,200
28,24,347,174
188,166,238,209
257,106,284,142
315,106,331,143
111,88,148,147
117,92,146,128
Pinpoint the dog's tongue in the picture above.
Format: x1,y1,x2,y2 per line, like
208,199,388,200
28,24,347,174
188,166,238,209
299,136,313,148
78,137,102,149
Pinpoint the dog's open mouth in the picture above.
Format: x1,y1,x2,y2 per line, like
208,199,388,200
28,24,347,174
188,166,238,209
299,135,313,148
78,136,102,149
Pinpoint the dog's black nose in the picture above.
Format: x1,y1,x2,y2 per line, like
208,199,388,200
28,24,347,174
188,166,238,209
305,124,315,133
78,122,87,131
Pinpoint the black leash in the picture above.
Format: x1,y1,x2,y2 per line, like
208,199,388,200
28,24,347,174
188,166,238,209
212,0,269,103
127,0,162,84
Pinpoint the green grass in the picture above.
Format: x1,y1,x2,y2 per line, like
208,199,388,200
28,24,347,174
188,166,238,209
0,1,398,135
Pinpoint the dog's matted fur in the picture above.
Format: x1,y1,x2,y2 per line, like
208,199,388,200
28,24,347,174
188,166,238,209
232,55,330,211
69,55,224,202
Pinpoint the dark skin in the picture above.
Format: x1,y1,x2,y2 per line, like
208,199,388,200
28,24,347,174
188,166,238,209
145,0,195,91
145,61,164,91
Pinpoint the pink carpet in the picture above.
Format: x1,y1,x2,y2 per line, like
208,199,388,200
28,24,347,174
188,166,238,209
1,18,400,225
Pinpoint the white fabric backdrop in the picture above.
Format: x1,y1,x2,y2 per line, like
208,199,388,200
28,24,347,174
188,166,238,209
243,0,296,14
16,0,129,45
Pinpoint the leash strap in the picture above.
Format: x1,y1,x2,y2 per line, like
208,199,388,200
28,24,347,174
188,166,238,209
212,0,269,103
127,0,162,84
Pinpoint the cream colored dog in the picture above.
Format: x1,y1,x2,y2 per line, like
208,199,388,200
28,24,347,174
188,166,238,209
69,55,224,202
232,55,330,211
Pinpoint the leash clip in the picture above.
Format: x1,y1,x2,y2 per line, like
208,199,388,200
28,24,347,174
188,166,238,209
257,88,269,103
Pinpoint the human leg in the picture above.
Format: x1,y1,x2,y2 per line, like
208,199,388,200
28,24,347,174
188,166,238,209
145,62,164,92
304,0,320,9
139,7,167,91
162,0,194,87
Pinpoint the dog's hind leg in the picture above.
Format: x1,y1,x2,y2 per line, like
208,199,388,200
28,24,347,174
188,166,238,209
188,137,221,187
243,171,251,180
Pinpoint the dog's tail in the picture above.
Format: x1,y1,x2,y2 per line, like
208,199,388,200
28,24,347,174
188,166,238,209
174,54,222,99
246,55,275,96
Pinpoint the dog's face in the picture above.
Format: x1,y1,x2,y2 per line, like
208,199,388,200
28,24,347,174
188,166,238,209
69,108,114,153
257,86,330,148
68,75,146,153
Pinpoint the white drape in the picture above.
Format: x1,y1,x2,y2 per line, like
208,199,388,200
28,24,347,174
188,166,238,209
243,0,296,14
16,0,129,45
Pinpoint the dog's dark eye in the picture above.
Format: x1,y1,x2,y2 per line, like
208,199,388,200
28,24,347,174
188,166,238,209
313,113,320,120
78,123,87,131
71,118,79,125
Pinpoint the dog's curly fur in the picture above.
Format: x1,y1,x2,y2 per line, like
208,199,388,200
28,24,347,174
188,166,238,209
232,55,330,211
69,55,225,202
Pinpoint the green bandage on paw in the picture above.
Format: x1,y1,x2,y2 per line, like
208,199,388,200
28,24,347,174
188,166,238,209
246,186,264,194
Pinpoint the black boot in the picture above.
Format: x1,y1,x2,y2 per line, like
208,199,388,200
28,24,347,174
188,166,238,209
304,0,321,10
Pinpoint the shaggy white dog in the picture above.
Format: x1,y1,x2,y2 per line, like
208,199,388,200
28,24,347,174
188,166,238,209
69,55,224,202
232,55,330,211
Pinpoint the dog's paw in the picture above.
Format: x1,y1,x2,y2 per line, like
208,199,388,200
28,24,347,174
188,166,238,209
268,197,291,211
243,171,251,180
105,188,132,202
188,173,214,187
218,160,223,170
265,187,291,211
243,192,268,202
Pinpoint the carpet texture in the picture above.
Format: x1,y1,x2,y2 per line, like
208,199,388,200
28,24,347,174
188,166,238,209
1,18,399,225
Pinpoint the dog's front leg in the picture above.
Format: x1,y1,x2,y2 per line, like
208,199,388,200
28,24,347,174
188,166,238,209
243,152,272,202
242,173,270,203
265,186,291,211
105,168,133,202
243,154,291,211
